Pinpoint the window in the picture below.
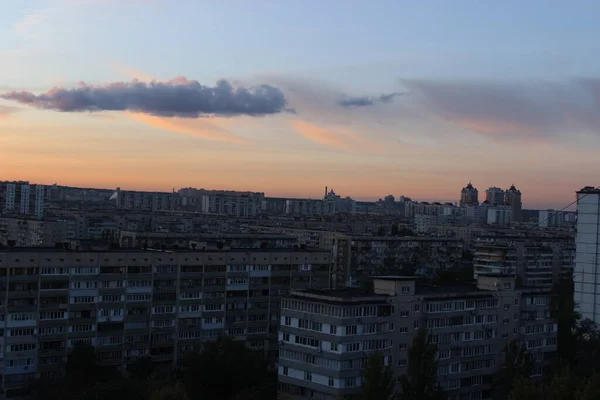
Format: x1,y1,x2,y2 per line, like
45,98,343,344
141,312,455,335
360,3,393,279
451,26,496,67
330,342,339,351
70,324,94,332
413,320,419,329
328,377,334,387
9,328,35,337
437,349,450,359
399,327,408,334
399,343,407,350
345,325,357,335
9,313,34,321
414,304,420,312
345,377,357,387
503,282,512,289
398,359,407,366
346,343,360,352
71,296,95,304
283,316,291,326
282,366,288,376
503,304,510,310
401,286,410,294
329,324,338,334
294,335,320,348
400,310,409,318
304,371,312,382
40,311,66,320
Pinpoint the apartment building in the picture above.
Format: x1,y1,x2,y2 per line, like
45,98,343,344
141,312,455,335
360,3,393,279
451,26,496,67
113,188,177,212
0,217,65,247
340,236,464,287
0,181,46,219
473,236,574,287
0,248,332,398
278,274,557,400
574,186,600,324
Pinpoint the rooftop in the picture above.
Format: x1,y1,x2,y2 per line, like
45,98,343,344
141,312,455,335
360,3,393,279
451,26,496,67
372,275,416,281
578,186,600,194
0,246,330,254
290,288,388,303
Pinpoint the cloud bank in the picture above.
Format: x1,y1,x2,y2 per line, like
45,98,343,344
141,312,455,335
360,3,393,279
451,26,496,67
403,78,600,140
0,77,288,118
338,92,403,107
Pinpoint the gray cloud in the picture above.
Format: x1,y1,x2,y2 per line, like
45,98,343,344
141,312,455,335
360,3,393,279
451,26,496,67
338,92,403,107
0,77,288,118
402,78,600,140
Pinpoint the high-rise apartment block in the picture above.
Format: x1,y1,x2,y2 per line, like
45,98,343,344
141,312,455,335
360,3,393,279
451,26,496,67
504,185,522,222
574,186,600,324
278,275,557,400
474,236,574,287
460,182,479,206
113,188,177,212
0,181,46,219
0,248,332,397
485,187,505,207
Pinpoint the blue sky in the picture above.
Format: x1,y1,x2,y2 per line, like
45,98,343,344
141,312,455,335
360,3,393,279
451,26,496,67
1,0,599,208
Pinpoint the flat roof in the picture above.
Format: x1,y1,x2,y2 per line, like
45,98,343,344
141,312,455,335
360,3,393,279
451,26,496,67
0,247,331,253
577,186,600,194
415,282,487,296
372,275,416,281
290,288,388,303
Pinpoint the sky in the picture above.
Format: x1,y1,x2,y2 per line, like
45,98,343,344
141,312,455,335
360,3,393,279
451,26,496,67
1,0,600,209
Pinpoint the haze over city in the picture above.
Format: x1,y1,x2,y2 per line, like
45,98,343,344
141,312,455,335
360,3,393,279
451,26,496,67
2,0,600,209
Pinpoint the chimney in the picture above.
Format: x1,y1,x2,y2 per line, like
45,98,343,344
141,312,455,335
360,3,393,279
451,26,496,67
325,186,328,197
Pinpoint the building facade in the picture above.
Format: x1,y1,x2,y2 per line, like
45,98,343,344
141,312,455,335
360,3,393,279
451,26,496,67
278,275,557,400
473,236,574,287
0,248,332,398
0,181,46,220
460,182,479,206
574,186,600,324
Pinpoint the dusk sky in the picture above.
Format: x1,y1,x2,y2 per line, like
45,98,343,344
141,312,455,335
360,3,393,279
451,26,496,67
1,0,600,209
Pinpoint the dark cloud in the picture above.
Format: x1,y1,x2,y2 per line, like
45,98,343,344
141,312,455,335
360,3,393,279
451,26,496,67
338,92,403,107
402,78,600,140
0,77,288,118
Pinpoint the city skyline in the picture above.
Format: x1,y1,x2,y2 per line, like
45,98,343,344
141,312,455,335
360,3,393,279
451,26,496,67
2,1,600,209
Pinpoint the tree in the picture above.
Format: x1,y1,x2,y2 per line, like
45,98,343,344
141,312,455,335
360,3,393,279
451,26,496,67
399,327,445,400
507,377,544,400
182,335,276,400
578,372,600,400
493,340,532,400
151,383,189,400
361,351,396,400
545,366,578,400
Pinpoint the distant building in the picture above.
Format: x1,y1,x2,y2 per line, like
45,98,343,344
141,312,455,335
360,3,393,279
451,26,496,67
485,187,505,207
0,181,46,219
538,210,576,228
487,206,512,225
504,185,522,222
460,182,479,206
574,186,600,324
114,187,177,212
473,235,574,287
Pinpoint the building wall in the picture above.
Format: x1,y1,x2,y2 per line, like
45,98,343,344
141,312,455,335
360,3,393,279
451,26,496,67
574,190,600,324
278,275,557,400
0,248,332,395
